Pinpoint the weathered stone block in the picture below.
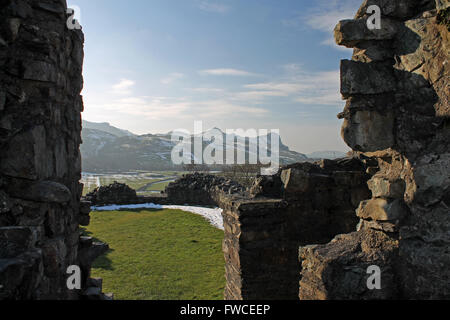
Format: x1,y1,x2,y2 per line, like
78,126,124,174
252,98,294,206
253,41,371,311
412,154,450,206
10,181,72,204
0,90,5,110
41,239,67,278
0,191,13,214
335,18,398,47
0,227,38,258
367,177,406,198
280,168,309,193
436,0,450,11
341,110,395,152
79,215,90,227
355,0,422,19
299,229,399,300
340,60,397,97
79,201,92,216
356,198,409,221
23,61,58,83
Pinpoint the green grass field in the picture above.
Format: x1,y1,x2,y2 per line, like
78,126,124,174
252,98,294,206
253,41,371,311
83,209,225,300
145,181,172,192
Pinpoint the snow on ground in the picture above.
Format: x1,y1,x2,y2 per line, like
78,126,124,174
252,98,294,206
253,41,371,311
91,203,224,230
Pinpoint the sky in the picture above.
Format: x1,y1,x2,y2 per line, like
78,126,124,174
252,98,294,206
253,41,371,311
68,0,363,154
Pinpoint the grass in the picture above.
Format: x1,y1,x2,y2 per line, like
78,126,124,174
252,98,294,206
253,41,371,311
145,181,172,192
84,209,225,300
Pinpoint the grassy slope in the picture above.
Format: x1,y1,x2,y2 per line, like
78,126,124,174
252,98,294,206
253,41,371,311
84,209,225,300
145,181,172,192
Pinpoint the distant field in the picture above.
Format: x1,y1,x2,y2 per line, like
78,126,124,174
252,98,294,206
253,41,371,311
81,172,184,196
84,209,225,300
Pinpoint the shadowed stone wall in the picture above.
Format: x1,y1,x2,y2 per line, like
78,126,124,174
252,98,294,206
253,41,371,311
0,0,108,300
299,0,450,300
166,159,372,300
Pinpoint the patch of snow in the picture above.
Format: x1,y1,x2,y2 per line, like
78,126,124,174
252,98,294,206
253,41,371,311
91,203,224,230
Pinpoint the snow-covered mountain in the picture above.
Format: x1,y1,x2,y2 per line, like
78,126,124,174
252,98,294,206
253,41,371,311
83,120,136,138
81,121,309,172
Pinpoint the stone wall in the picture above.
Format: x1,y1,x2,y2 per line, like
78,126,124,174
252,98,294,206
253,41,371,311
223,159,371,300
166,173,246,206
299,0,450,299
166,159,371,300
0,0,108,300
85,182,139,206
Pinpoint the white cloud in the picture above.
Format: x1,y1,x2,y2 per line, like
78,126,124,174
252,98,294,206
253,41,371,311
235,90,288,101
243,82,309,95
238,69,342,105
161,72,185,85
282,63,304,74
199,68,259,77
86,93,268,121
112,79,135,95
195,100,269,117
94,96,190,120
284,0,360,50
296,94,343,105
196,0,230,13
188,87,226,94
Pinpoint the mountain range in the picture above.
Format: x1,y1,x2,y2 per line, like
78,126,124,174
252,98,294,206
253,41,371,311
81,121,345,173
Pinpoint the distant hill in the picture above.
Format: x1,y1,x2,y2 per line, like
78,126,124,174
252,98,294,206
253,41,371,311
83,120,136,138
306,151,348,160
81,121,309,173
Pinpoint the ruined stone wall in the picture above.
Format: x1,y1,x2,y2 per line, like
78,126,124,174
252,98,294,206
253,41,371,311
222,159,371,300
0,0,108,300
166,173,247,206
167,159,371,300
299,0,450,299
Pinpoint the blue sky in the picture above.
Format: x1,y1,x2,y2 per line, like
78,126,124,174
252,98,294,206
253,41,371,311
69,0,362,153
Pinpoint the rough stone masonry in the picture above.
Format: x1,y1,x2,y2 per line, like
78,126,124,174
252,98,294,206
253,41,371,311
299,0,450,299
0,0,109,300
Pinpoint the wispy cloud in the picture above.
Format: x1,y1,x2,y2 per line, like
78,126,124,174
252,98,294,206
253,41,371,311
88,79,269,121
236,68,342,105
235,90,288,101
199,68,259,77
112,79,135,95
196,0,230,13
96,97,268,120
283,0,360,50
188,87,226,94
161,72,185,85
